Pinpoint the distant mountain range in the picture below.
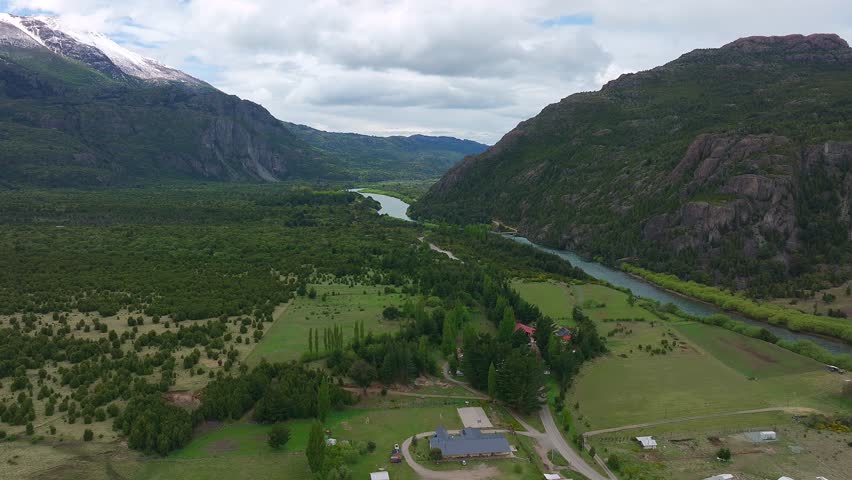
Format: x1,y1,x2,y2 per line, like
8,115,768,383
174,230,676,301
413,34,852,295
0,14,486,186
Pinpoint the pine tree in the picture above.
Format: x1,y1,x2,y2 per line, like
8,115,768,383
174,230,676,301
487,362,497,398
314,329,319,354
306,420,326,473
317,378,330,422
498,306,515,342
308,328,313,353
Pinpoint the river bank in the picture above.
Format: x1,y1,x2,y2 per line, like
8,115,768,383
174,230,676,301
351,187,852,356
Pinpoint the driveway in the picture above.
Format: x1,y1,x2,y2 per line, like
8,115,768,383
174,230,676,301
540,405,611,480
400,431,501,480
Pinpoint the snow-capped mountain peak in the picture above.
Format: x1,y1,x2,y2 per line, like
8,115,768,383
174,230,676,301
0,13,206,87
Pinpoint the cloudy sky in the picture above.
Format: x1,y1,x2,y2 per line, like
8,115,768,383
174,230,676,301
3,0,851,143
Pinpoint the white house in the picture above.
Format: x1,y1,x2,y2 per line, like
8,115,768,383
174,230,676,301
635,436,657,449
370,472,390,480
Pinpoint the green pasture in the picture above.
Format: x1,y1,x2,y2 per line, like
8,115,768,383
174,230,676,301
136,397,466,480
246,284,407,365
674,321,824,378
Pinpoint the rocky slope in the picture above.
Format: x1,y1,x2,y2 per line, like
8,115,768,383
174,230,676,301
0,14,481,185
413,34,852,295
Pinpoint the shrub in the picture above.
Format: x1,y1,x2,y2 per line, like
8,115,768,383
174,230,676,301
83,429,93,441
429,447,443,461
606,454,621,471
267,424,291,449
717,447,731,461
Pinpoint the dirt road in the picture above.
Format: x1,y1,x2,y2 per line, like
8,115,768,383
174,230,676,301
581,406,816,437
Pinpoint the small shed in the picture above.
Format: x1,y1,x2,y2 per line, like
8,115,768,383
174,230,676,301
326,438,337,446
759,431,776,441
703,475,734,480
370,472,390,480
543,474,563,480
635,436,657,449
777,477,794,480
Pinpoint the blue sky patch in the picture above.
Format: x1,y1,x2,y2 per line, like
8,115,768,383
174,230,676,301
540,14,594,27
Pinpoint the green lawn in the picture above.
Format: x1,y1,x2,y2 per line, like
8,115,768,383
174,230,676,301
674,321,824,378
511,281,575,322
246,284,407,365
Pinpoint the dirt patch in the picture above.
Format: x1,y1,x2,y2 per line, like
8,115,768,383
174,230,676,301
203,439,239,455
721,338,778,364
340,421,352,431
201,358,220,368
194,420,223,436
164,390,201,408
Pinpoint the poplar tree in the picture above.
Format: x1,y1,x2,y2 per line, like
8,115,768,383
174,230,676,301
306,420,326,473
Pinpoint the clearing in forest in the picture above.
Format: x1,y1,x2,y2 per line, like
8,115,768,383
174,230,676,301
245,283,408,365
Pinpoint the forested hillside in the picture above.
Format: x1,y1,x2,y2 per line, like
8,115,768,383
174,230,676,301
0,23,481,186
283,122,487,181
413,34,852,298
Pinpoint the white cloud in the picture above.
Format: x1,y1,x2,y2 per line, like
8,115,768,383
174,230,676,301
6,0,852,143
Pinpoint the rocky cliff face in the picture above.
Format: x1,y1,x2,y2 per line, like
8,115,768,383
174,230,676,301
414,34,852,293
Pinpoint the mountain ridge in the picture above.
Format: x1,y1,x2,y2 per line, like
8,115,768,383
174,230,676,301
413,34,852,297
0,13,484,185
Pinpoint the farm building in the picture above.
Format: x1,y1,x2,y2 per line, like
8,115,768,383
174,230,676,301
554,326,572,341
759,431,776,441
514,323,536,336
430,426,511,459
703,475,734,480
543,474,564,480
370,472,390,480
635,436,657,449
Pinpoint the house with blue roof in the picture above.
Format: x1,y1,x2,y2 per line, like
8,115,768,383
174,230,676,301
429,426,511,459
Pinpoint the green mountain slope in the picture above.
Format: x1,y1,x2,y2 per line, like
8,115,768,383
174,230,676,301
0,45,484,186
282,122,486,181
413,34,852,297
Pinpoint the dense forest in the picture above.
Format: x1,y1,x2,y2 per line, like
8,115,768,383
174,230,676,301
0,184,598,465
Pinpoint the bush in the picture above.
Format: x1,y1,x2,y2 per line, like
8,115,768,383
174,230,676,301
716,447,731,461
367,440,376,453
83,429,93,441
429,447,443,461
267,424,291,449
606,454,621,471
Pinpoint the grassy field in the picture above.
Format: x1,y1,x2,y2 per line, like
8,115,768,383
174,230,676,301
675,321,824,378
514,280,851,433
571,320,848,430
134,395,468,480
589,411,852,480
511,280,657,325
246,283,408,365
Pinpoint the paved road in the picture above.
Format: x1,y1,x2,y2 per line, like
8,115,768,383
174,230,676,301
540,405,612,480
582,406,816,437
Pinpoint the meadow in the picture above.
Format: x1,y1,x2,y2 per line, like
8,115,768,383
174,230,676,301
511,280,659,324
589,411,852,480
245,283,408,365
135,395,468,480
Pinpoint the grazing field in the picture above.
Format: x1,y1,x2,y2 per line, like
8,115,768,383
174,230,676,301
675,321,824,378
511,280,657,325
246,283,408,365
135,395,468,480
589,412,852,480
571,321,847,430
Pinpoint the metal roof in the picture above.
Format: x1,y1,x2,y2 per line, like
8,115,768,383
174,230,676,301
429,426,511,457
